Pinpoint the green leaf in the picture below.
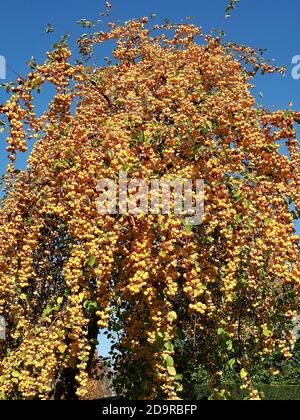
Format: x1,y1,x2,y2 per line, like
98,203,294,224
87,256,97,267
83,300,98,315
42,304,52,318
27,56,37,70
107,149,114,159
46,23,54,34
264,218,272,227
226,340,233,351
163,354,174,368
184,224,193,233
228,358,236,369
53,159,69,172
139,131,145,143
176,383,183,392
235,214,243,224
0,82,15,93
0,120,6,134
164,341,174,352
240,368,248,380
232,190,243,202
266,144,277,152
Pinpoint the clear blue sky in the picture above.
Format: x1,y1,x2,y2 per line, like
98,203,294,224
0,0,299,355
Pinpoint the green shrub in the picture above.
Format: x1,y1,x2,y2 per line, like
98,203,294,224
192,383,300,400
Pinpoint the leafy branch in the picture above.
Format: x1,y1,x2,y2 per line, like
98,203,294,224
225,0,241,19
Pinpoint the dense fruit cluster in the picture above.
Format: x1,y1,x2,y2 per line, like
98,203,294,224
0,15,299,400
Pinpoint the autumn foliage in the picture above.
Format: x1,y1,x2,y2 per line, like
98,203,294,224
0,6,299,400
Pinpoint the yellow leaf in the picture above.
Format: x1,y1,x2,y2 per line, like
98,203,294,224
263,327,272,337
167,311,177,321
58,345,67,354
12,371,20,378
240,368,248,380
167,366,177,376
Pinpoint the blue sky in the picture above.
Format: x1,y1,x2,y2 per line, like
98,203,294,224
0,0,300,355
